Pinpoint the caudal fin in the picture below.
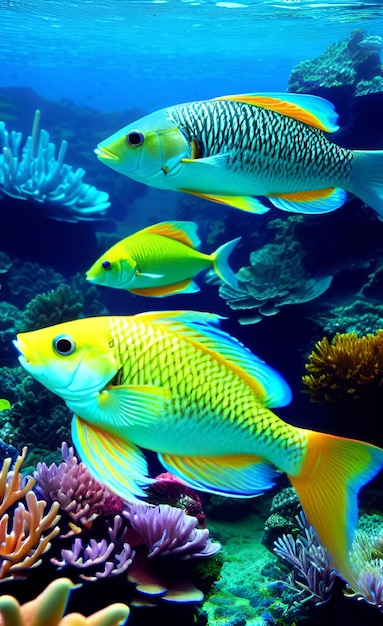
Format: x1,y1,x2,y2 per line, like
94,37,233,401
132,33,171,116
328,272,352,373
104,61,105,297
213,237,241,288
349,150,383,218
288,430,383,588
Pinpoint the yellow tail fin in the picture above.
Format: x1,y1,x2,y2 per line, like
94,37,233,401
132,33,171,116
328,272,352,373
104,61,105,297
288,430,383,588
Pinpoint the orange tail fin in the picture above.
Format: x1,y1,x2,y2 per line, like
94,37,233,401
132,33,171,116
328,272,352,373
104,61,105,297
288,430,383,588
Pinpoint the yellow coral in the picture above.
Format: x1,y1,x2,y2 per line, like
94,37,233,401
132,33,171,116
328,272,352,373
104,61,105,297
302,330,383,403
0,447,60,578
0,577,130,626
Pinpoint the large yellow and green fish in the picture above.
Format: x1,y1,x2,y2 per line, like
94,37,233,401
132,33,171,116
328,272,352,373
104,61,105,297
13,311,383,587
86,221,240,296
95,92,383,216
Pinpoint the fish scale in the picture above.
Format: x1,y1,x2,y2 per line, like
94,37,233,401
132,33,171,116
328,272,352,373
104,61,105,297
108,317,306,472
171,99,354,186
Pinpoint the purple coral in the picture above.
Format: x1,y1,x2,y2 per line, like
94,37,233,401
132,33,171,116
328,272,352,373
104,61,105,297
52,515,135,581
33,443,124,530
123,501,221,559
273,510,337,605
346,570,383,612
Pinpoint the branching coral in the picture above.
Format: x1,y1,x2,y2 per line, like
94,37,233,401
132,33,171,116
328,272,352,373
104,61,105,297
0,109,110,222
302,330,383,403
0,577,130,626
0,447,60,579
51,515,135,581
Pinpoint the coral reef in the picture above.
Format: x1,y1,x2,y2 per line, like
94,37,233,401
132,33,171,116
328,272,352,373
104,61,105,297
123,501,220,559
15,284,84,333
144,472,206,526
33,444,221,608
288,29,383,99
0,577,130,626
273,511,337,606
273,509,383,616
51,515,135,580
319,300,383,337
345,513,383,611
215,241,332,325
0,373,72,452
0,447,60,579
34,443,124,533
0,110,110,222
302,330,383,404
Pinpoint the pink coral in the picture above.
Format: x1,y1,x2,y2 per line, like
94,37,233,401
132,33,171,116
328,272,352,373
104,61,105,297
33,443,124,532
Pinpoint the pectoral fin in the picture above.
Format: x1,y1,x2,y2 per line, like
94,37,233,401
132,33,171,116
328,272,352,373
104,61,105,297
158,452,280,497
96,384,170,432
135,272,165,279
72,415,151,501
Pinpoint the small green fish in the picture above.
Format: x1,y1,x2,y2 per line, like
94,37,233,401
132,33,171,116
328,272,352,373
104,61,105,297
86,221,240,296
95,92,383,217
13,311,383,588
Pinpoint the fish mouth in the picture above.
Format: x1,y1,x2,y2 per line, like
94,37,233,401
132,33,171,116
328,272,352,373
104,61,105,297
94,146,120,161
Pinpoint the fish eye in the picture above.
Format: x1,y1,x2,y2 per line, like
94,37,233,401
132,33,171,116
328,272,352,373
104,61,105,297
53,334,75,356
126,130,144,147
102,260,112,270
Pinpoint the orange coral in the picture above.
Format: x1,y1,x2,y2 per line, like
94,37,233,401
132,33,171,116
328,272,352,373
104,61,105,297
302,330,383,403
0,447,60,578
0,577,130,626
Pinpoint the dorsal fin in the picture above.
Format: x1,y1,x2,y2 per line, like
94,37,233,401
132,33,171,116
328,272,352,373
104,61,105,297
213,93,339,133
138,221,201,248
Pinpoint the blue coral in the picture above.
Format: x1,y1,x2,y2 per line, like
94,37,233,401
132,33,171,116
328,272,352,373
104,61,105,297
0,110,110,222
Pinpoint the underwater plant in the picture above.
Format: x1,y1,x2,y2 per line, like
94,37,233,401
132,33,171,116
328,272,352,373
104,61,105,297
302,330,383,404
0,577,130,626
273,510,337,606
0,109,110,222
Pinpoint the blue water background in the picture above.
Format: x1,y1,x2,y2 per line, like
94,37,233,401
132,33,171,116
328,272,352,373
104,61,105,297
2,0,383,113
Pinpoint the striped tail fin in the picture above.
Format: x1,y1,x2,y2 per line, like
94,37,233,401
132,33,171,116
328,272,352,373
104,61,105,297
288,430,383,588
